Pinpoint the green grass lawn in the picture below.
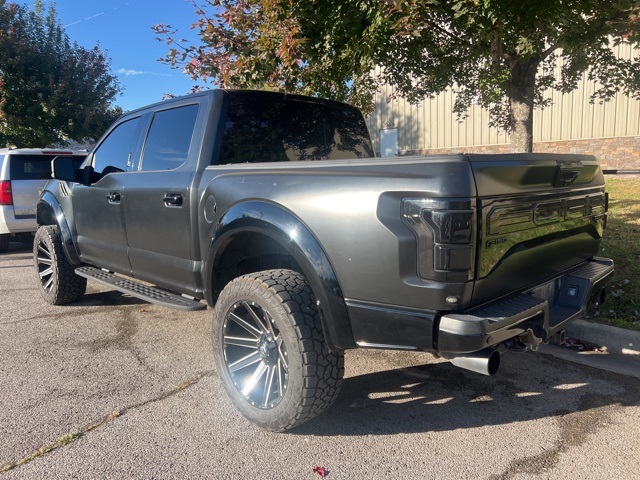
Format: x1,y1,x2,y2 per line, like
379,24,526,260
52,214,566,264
592,177,640,330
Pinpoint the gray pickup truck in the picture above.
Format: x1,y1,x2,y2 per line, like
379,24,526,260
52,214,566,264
35,89,614,431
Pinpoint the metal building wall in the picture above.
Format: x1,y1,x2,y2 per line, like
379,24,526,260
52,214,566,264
367,43,640,155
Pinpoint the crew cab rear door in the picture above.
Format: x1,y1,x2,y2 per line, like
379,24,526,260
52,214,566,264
120,102,201,294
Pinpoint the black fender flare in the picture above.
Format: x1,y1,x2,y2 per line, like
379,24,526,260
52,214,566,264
204,201,355,351
36,190,81,266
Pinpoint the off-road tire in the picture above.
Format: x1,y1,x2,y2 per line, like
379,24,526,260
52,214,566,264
212,269,344,432
33,225,86,305
0,233,9,253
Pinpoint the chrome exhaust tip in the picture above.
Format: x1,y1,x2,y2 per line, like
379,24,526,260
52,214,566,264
445,348,500,376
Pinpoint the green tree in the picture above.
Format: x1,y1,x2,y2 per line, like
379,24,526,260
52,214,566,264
0,0,122,147
155,0,640,152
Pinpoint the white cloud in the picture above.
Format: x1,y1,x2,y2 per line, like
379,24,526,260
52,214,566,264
117,68,172,77
117,68,145,76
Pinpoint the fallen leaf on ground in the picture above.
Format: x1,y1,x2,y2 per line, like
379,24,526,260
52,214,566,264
313,466,329,478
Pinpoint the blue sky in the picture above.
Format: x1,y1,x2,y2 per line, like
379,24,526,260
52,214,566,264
17,0,205,111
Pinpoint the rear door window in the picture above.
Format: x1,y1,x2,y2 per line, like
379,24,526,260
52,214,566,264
140,104,199,171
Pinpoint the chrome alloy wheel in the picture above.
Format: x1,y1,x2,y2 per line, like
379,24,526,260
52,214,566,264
33,225,86,305
35,235,55,293
222,300,289,409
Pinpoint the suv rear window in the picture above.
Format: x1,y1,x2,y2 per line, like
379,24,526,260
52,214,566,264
9,155,86,180
218,98,374,164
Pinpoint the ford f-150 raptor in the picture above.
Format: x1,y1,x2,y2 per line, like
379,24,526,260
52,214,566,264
34,89,614,431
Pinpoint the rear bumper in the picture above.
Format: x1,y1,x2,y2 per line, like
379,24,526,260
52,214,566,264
0,205,37,234
437,257,614,354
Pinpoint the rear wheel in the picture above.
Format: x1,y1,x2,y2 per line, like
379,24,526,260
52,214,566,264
33,225,86,305
212,269,344,431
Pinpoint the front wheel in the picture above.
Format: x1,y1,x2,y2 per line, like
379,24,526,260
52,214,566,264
33,225,86,305
212,269,344,432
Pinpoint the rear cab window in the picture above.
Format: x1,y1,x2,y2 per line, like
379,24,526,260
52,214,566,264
218,97,374,165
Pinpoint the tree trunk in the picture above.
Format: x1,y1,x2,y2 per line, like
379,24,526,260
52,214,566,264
506,60,538,153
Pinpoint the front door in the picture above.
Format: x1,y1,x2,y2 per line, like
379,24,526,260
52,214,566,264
72,116,142,274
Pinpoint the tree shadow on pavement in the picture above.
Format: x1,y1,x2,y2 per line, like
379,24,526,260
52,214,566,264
293,351,640,436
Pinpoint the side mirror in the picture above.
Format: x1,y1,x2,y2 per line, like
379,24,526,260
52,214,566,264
52,156,78,182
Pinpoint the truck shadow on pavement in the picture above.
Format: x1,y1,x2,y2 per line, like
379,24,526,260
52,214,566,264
0,246,33,263
293,352,639,436
70,290,149,307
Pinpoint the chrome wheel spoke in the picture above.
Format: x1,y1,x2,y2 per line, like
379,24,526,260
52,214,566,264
39,267,53,279
240,361,268,397
276,335,288,370
37,256,52,266
228,351,261,374
265,312,278,339
37,243,50,257
224,335,259,349
242,301,270,334
262,365,276,407
228,311,262,337
276,358,285,399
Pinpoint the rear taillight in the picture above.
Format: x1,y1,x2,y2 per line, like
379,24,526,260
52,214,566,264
0,180,12,206
402,198,476,282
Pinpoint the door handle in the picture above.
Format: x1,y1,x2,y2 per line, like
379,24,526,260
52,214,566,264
106,191,121,203
163,193,183,207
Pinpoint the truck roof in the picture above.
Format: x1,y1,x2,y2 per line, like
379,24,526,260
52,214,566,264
123,89,363,116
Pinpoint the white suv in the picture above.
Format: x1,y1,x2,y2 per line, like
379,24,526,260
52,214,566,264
0,148,87,252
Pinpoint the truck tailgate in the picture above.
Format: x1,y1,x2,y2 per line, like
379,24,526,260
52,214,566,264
469,154,607,307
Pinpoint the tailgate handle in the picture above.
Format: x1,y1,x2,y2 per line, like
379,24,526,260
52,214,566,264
554,161,582,187
163,193,183,207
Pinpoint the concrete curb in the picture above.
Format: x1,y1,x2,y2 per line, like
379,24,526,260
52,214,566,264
539,320,640,379
565,319,640,357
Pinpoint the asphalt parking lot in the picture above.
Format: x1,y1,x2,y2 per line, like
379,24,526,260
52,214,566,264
1,241,639,479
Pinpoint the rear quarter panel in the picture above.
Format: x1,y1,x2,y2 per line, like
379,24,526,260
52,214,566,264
198,156,477,311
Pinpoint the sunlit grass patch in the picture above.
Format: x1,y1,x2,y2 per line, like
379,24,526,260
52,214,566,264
593,177,640,331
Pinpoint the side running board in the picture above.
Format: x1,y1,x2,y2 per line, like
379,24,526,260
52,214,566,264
75,266,206,311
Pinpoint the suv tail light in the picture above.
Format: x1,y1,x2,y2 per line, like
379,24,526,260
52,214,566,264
0,181,12,206
402,198,476,282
